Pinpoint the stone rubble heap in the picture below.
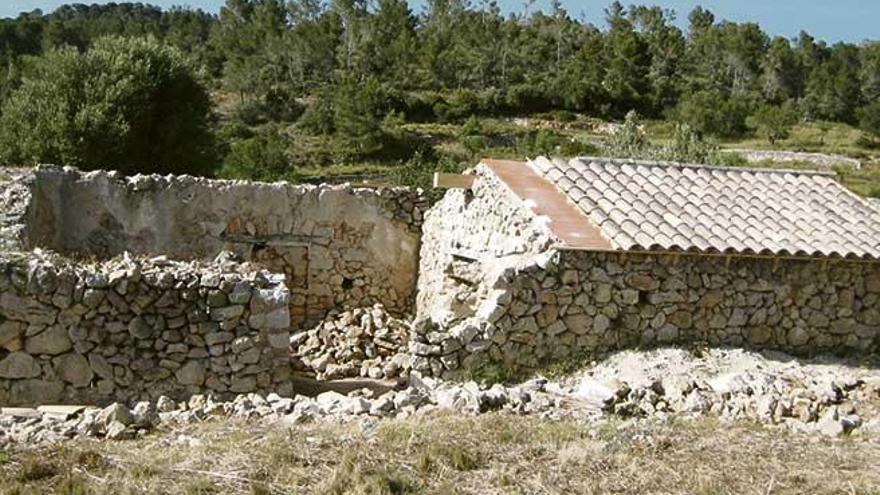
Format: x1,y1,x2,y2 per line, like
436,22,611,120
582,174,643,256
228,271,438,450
3,348,878,446
567,348,880,437
291,304,412,380
0,250,292,405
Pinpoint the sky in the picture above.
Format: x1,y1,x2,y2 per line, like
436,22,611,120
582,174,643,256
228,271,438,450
1,0,877,43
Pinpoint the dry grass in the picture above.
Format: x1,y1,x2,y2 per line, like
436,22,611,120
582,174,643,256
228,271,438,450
1,412,879,495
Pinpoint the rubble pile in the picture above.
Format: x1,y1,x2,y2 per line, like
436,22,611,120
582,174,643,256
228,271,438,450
3,348,879,446
291,304,412,380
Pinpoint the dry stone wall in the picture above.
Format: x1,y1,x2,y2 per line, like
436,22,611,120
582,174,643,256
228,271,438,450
0,251,292,406
413,250,880,378
25,166,428,326
723,149,862,170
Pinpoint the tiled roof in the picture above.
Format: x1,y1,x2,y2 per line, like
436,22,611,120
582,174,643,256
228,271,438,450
529,156,880,260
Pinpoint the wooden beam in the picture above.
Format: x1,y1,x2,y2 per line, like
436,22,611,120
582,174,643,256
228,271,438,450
433,173,475,189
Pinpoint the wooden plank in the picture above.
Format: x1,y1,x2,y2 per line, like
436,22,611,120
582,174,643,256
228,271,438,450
433,173,475,189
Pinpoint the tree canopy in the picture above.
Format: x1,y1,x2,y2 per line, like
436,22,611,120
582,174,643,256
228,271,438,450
0,35,216,175
0,1,878,178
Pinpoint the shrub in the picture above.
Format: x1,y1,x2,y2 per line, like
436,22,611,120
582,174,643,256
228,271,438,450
298,88,336,135
747,104,798,145
674,90,753,138
218,127,295,182
604,110,650,158
658,123,722,164
0,36,217,176
391,152,464,202
604,112,730,166
263,86,305,123
857,101,880,144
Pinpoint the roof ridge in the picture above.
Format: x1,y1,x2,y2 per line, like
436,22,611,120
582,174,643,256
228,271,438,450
566,155,838,178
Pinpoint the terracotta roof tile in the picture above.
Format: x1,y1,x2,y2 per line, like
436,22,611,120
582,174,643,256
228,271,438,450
528,156,880,260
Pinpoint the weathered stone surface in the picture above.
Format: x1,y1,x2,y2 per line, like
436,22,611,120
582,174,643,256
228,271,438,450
0,352,41,379
10,379,64,404
24,326,72,355
128,317,153,339
175,361,206,386
54,353,93,387
88,354,114,381
0,320,25,347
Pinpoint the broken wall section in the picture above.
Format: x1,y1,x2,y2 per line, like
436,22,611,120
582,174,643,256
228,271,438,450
0,167,33,252
0,251,291,406
25,167,428,326
416,163,557,328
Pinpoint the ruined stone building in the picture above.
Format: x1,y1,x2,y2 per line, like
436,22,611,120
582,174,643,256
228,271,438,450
2,156,880,404
412,157,880,378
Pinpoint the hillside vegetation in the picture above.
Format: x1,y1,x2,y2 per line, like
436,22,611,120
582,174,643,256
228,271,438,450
0,1,877,195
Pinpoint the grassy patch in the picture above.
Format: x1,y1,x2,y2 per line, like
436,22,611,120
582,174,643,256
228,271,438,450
1,414,879,494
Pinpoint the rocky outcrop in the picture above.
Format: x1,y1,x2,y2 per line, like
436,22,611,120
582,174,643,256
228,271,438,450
0,250,292,406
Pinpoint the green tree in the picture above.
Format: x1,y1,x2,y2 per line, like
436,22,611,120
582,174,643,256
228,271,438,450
630,6,684,113
675,89,753,138
332,76,387,155
219,126,294,181
746,104,798,145
0,36,216,175
602,2,651,116
760,36,803,103
857,101,880,143
802,43,862,123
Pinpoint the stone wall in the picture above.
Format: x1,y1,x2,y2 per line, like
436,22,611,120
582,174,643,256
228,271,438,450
0,251,292,406
416,164,557,327
412,249,880,378
722,149,861,170
25,166,428,327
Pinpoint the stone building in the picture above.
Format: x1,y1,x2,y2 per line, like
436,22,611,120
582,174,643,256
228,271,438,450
0,166,427,405
412,157,880,378
3,156,880,405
